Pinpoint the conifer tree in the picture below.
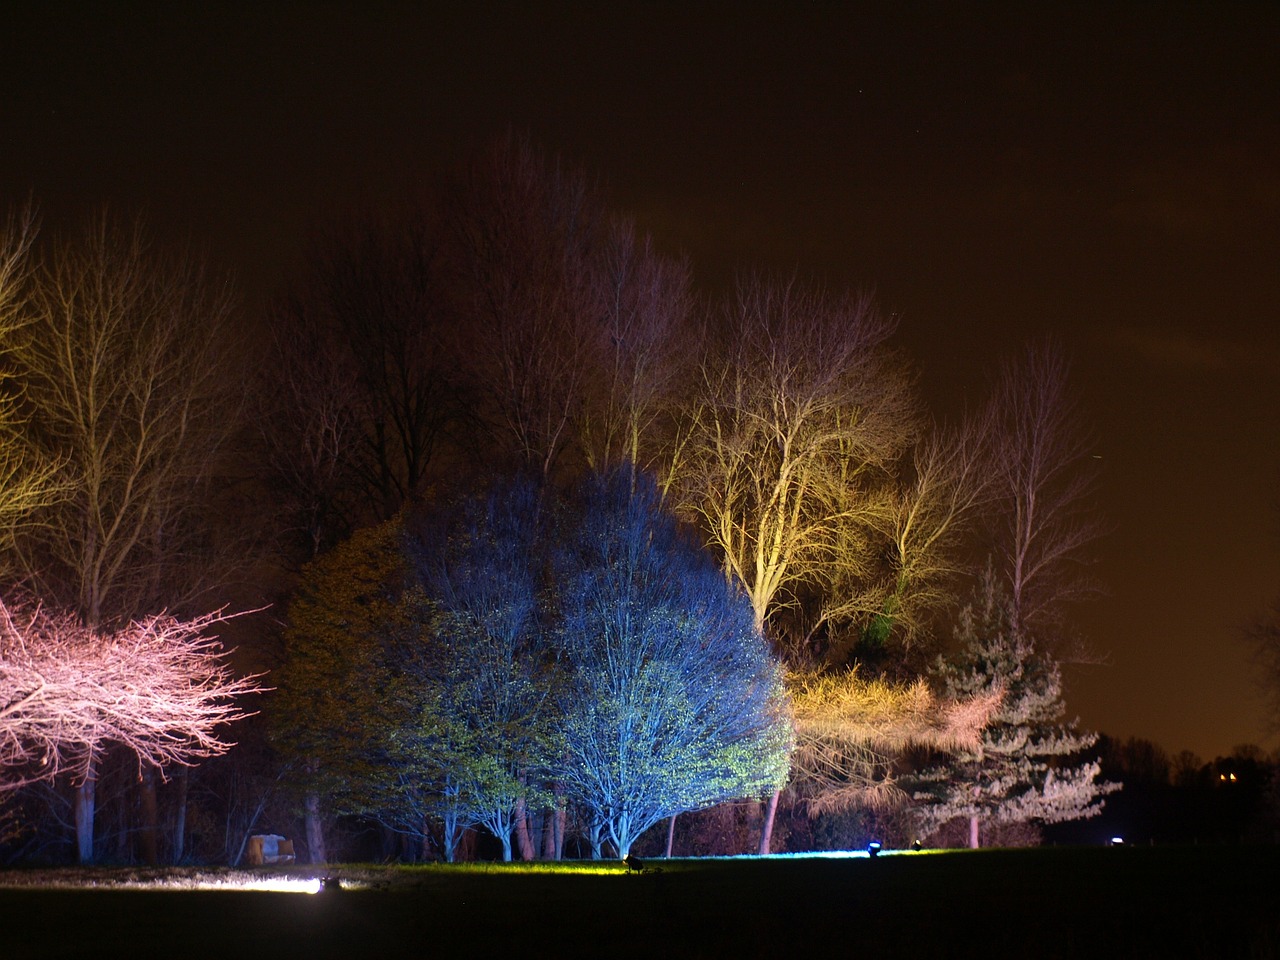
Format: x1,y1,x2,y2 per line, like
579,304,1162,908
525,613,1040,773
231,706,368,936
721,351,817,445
910,571,1114,847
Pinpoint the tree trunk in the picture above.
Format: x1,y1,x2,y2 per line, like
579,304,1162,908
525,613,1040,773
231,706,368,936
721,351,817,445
74,763,97,864
541,806,557,860
513,796,536,860
172,768,189,864
758,790,780,855
968,815,980,849
138,767,160,865
305,791,327,864
665,814,677,858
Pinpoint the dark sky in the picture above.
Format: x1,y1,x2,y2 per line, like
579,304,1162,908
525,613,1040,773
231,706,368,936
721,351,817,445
4,2,1278,761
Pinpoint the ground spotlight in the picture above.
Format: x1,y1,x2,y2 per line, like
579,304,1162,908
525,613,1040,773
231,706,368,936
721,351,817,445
867,840,882,858
1108,836,1124,847
319,876,344,893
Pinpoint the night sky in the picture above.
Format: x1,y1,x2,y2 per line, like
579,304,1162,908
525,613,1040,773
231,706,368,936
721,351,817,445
4,2,1278,761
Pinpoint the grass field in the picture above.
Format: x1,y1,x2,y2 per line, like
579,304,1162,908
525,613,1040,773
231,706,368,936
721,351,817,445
2,846,1278,959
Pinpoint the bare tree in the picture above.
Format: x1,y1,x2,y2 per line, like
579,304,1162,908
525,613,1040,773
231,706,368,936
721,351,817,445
0,208,62,552
853,415,994,654
267,213,461,535
10,210,246,860
988,339,1105,639
255,307,363,563
443,135,605,481
0,599,261,793
1247,596,1280,735
671,275,918,640
578,220,695,477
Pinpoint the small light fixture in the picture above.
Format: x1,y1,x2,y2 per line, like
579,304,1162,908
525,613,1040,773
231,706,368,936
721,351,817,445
319,876,344,893
1108,836,1124,847
867,840,882,858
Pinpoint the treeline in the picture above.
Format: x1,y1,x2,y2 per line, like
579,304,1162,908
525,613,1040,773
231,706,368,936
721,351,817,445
2,136,1116,864
1047,738,1280,847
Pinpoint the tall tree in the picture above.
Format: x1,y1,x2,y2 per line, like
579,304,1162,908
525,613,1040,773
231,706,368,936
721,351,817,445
671,275,917,642
555,471,792,858
856,415,994,658
407,476,559,861
0,208,61,554
10,210,244,861
260,209,463,565
910,572,1114,847
988,339,1104,639
1246,595,1280,737
269,519,413,864
578,220,694,477
443,135,605,481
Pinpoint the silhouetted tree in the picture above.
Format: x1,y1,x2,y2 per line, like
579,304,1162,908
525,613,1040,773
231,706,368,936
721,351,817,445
443,135,605,481
262,210,462,561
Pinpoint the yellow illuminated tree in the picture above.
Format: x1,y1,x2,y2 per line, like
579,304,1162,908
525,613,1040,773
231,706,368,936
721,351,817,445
670,275,917,640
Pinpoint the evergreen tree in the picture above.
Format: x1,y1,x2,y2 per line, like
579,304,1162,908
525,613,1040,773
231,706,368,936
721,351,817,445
910,572,1114,847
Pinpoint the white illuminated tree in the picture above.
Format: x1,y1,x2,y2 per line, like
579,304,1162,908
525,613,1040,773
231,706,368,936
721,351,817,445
910,571,1114,847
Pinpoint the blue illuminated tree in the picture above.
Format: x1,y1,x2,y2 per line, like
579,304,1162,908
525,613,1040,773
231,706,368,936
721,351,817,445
555,470,792,858
408,476,560,861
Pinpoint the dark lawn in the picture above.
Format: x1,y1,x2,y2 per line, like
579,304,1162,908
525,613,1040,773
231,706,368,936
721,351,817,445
2,847,1278,959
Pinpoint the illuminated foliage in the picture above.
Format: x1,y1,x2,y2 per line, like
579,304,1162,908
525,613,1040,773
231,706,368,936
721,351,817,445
789,668,997,817
407,476,561,862
269,520,421,859
668,275,917,643
555,471,792,858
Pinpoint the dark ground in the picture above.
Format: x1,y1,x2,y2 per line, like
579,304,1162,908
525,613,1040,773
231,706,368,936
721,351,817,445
1,847,1277,959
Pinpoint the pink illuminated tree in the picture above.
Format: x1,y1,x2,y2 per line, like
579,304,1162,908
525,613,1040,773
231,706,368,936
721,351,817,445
0,599,262,797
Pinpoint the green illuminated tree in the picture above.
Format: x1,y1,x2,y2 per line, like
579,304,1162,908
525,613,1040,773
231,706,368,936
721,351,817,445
269,519,415,862
555,470,792,859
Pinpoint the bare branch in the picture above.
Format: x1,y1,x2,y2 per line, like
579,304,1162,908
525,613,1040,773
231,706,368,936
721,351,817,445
0,598,264,792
